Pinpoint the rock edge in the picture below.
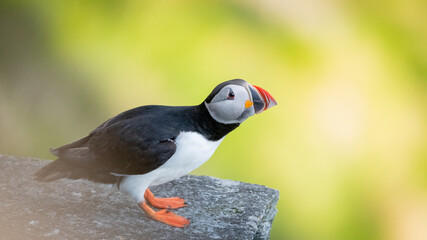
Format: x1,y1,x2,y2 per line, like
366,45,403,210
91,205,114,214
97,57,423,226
0,154,279,240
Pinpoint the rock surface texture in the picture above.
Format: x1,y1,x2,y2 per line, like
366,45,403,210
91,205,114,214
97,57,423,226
0,154,279,240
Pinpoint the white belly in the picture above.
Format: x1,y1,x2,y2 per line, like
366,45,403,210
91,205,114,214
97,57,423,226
118,131,224,202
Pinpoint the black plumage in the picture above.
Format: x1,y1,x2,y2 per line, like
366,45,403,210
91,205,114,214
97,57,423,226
34,103,239,184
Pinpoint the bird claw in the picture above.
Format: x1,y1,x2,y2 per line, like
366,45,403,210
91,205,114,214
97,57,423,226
144,188,188,209
140,202,190,228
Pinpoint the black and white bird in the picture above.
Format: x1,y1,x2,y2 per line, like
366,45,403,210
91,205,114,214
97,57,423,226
35,79,277,227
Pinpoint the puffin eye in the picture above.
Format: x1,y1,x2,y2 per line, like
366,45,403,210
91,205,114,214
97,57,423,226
227,90,235,100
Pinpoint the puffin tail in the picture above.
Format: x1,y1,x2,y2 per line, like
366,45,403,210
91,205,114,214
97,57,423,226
34,159,73,182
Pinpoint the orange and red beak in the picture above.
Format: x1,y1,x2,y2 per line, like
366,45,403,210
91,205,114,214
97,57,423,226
248,84,277,114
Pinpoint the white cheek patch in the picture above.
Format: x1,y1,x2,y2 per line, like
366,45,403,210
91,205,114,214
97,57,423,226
205,102,242,124
205,84,252,124
237,107,255,122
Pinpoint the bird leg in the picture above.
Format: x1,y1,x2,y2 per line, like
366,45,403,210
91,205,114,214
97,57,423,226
139,201,190,228
144,188,187,209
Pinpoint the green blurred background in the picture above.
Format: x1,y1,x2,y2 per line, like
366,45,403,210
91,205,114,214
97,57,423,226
1,0,426,239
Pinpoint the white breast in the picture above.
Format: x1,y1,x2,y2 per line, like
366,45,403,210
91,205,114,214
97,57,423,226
118,131,224,202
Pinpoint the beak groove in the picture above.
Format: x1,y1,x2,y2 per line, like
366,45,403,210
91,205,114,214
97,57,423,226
249,84,277,114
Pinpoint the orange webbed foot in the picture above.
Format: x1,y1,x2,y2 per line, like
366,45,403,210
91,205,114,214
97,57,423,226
144,188,187,209
139,201,190,228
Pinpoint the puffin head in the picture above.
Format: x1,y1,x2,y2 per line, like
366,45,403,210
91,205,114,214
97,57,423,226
204,79,277,124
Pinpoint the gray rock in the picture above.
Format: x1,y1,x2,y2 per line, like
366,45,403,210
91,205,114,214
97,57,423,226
0,154,279,240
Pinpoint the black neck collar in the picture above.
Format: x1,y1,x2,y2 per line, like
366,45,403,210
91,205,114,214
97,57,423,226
194,103,240,141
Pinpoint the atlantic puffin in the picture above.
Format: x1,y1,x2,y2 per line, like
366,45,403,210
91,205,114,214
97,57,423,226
35,79,277,228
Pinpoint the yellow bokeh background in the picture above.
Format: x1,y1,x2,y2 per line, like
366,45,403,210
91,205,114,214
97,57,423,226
1,1,426,239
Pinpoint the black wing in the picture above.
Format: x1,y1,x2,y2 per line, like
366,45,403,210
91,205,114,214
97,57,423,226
36,106,179,183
